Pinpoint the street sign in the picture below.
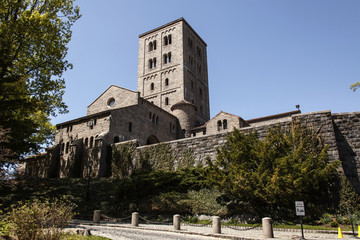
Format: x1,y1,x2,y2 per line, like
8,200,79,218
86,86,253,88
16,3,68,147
295,201,305,216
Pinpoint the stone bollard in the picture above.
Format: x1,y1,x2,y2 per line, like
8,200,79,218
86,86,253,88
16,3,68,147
212,216,221,234
131,212,139,226
83,229,91,236
262,217,274,238
173,214,180,230
93,210,101,223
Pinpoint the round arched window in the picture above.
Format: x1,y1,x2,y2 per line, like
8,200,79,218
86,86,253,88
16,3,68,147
107,98,115,107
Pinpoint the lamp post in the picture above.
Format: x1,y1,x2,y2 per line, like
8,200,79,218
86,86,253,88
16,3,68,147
86,160,93,201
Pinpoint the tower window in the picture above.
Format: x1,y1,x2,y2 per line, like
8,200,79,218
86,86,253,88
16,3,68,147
156,116,159,124
149,40,156,51
164,34,172,46
165,78,169,86
223,119,228,130
163,52,172,64
217,120,222,131
188,38,193,48
149,58,156,69
84,138,88,147
149,59,153,69
129,122,132,132
197,46,202,57
152,114,155,123
150,82,154,90
165,97,169,105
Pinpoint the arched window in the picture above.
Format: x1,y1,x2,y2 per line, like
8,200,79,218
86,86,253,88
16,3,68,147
150,82,154,90
163,54,168,64
128,122,132,132
168,52,171,63
152,114,155,123
156,116,159,124
165,97,169,105
149,42,153,51
164,36,168,45
153,58,156,67
165,78,169,86
153,40,157,50
61,143,65,152
223,119,228,130
84,138,88,147
149,59,153,69
90,136,94,148
188,38,193,48
217,120,222,131
168,34,172,44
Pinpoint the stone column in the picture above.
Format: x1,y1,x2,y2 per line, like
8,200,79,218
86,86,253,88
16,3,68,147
262,217,274,238
93,210,101,223
173,214,180,230
212,216,221,234
132,212,139,226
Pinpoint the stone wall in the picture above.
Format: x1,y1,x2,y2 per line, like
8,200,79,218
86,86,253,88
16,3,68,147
332,112,360,191
20,110,360,193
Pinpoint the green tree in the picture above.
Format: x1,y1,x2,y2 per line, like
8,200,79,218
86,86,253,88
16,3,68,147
339,176,360,215
351,82,360,92
206,124,340,220
0,0,81,165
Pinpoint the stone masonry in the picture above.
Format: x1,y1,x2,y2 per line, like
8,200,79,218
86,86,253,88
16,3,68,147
19,18,360,193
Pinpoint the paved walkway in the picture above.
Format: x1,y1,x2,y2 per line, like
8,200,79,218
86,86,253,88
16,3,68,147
69,221,358,240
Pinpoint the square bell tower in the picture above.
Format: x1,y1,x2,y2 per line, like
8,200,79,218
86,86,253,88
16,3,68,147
137,18,210,127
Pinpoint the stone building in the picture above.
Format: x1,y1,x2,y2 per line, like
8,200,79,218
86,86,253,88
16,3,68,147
21,18,360,191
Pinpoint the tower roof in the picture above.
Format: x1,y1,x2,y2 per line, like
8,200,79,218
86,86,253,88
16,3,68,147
139,17,207,46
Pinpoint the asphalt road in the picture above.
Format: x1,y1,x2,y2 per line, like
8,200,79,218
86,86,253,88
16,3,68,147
87,225,228,240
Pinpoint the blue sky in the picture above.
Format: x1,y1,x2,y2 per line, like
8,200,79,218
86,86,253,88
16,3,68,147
53,0,360,124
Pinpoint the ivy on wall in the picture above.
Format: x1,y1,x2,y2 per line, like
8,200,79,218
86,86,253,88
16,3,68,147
112,141,137,178
111,142,196,178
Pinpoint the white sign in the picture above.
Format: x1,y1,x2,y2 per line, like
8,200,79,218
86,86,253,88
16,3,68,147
295,201,305,216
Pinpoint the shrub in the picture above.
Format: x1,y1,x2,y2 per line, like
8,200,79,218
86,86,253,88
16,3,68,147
6,197,76,240
330,221,339,228
0,209,10,238
320,213,332,224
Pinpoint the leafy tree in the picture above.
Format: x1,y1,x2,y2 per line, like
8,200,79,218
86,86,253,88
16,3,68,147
351,82,360,92
0,0,81,165
206,124,340,220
